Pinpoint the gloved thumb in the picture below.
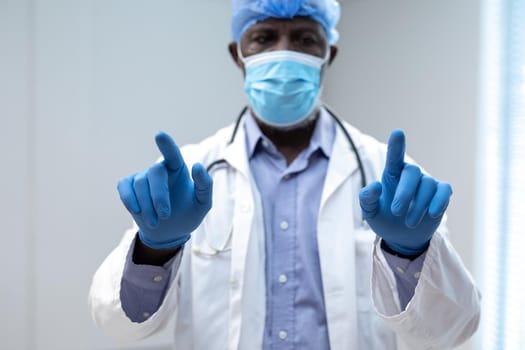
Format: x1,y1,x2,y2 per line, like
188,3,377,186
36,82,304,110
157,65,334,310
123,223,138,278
359,181,382,219
192,163,213,208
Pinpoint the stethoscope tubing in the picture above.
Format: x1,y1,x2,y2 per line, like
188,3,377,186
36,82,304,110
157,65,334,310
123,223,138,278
206,106,367,189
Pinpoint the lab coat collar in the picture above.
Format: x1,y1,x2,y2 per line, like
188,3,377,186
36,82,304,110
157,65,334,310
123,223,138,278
320,117,361,209
222,113,251,179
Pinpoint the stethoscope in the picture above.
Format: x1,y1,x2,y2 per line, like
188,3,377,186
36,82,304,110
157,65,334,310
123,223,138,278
205,105,367,189
194,106,368,255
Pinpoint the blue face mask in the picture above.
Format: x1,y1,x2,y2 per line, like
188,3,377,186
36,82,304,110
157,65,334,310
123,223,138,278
239,48,328,128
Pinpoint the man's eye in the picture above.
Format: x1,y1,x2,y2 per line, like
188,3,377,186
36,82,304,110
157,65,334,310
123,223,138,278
301,36,317,45
253,35,270,44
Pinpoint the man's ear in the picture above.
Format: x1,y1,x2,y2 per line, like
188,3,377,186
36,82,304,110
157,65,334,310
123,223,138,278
328,45,338,66
228,42,244,70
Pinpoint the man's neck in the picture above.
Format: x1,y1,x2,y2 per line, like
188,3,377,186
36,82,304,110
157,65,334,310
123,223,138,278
255,112,319,165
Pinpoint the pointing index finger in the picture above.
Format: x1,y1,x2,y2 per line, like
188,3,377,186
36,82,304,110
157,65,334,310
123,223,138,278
383,129,406,180
155,131,185,172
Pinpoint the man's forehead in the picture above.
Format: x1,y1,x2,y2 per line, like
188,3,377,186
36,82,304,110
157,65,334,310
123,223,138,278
244,16,325,34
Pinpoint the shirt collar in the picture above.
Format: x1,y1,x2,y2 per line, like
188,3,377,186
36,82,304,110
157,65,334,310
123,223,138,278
243,107,336,159
310,107,335,158
244,109,264,158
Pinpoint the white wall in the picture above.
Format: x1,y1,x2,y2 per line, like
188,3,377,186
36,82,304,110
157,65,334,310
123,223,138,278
1,1,481,349
1,1,32,349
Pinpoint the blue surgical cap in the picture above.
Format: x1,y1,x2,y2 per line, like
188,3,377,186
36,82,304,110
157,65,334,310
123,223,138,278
232,0,341,44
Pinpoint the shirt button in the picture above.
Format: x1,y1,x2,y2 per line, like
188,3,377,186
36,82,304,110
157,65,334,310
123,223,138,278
395,266,405,274
153,275,163,282
280,221,289,230
262,140,269,148
283,174,291,180
278,274,287,284
414,271,421,279
278,330,287,340
143,312,151,319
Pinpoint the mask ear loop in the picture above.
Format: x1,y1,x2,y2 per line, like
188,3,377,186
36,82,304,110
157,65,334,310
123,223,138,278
318,45,331,101
323,45,331,63
237,42,247,64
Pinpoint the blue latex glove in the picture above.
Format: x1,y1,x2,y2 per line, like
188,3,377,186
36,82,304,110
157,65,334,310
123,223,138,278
359,129,453,255
117,132,213,250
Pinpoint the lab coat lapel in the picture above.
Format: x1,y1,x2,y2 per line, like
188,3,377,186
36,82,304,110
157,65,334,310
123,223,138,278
222,121,266,350
318,123,360,350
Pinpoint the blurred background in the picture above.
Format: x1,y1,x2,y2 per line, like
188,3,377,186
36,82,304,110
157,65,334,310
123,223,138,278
1,0,523,349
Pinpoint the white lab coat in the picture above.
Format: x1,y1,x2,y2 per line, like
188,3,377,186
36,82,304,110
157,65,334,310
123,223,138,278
89,116,481,350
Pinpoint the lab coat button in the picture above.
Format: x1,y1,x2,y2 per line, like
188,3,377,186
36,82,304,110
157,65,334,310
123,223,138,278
240,203,251,212
278,330,287,340
153,275,163,282
278,274,287,284
283,174,291,180
280,221,289,230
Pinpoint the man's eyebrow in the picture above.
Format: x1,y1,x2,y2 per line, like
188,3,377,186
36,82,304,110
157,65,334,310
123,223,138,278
247,26,323,37
247,24,278,32
290,27,323,35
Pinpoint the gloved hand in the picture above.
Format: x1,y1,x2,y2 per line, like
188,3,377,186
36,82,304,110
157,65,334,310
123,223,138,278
359,129,452,255
117,132,213,250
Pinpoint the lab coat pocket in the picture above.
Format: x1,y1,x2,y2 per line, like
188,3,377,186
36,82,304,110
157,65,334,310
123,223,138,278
355,229,379,346
355,227,375,298
355,228,396,349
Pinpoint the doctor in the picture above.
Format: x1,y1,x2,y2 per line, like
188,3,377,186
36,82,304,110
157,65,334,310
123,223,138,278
89,1,481,349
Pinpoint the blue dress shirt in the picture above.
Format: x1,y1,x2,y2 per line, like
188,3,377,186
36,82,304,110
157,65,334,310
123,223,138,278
244,110,333,349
